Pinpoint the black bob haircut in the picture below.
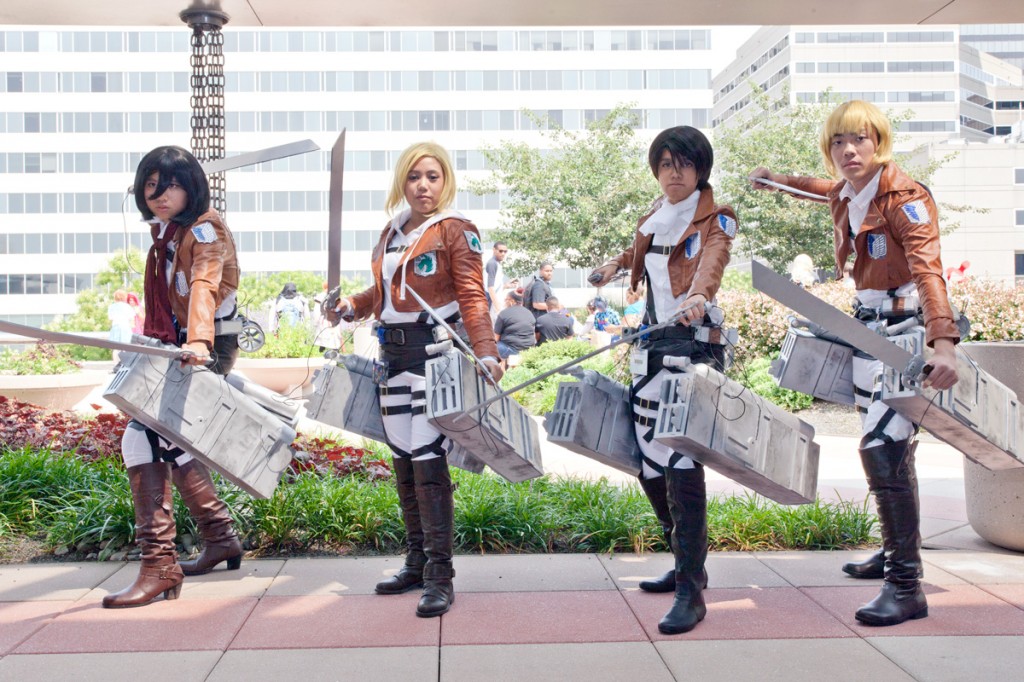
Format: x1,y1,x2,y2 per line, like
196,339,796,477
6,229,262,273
133,145,210,227
647,126,714,191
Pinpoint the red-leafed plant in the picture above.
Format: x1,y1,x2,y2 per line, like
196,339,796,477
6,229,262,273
290,434,391,481
0,396,127,463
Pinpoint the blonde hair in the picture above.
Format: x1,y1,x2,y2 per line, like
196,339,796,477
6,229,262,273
385,142,456,216
113,289,128,303
819,100,893,178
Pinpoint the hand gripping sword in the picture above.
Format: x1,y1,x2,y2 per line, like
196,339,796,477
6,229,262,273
452,299,706,423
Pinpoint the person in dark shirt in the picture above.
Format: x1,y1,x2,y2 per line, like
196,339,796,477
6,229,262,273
493,291,536,364
534,296,574,344
527,262,554,318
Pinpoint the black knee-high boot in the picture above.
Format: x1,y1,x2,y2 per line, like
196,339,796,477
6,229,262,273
658,465,708,635
412,457,455,618
855,440,928,626
638,475,676,593
376,456,426,594
842,548,885,579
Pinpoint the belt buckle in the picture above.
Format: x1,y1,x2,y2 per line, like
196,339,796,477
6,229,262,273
393,329,406,345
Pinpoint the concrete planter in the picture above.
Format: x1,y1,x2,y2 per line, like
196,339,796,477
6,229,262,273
960,341,1024,552
0,370,111,412
232,357,326,397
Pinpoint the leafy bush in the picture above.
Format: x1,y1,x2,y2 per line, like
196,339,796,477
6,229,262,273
237,271,368,314
729,357,813,412
947,278,1024,342
501,339,630,414
0,342,82,375
245,320,321,359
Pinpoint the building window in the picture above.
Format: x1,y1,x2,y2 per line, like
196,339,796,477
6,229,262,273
1015,169,1024,184
1017,252,1024,285
1016,209,1024,226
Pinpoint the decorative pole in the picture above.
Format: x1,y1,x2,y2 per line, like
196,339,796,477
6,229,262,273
180,5,229,215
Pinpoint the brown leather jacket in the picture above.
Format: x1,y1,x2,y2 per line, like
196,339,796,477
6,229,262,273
780,164,958,346
167,209,240,350
349,216,498,360
602,187,735,304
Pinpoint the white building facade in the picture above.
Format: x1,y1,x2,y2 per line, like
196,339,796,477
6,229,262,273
0,26,720,325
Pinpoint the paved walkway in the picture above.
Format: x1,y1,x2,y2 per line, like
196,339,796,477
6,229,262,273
2,390,1022,680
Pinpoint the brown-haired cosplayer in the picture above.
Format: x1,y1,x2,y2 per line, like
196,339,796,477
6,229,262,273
104,146,243,609
590,126,737,635
327,142,501,618
751,100,959,626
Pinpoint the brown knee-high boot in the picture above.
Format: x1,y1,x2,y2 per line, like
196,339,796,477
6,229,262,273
103,462,184,608
172,460,242,576
376,456,426,594
855,440,928,626
412,457,455,618
658,465,708,635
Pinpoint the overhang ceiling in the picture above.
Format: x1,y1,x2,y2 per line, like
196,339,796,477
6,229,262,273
2,0,1022,27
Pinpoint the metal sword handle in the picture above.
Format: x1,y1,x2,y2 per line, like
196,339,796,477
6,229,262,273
453,300,707,423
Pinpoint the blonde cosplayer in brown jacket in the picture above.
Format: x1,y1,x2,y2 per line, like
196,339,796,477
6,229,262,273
590,126,736,637
330,142,500,620
104,146,243,610
751,100,959,628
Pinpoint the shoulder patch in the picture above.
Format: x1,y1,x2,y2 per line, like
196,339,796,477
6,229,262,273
901,201,930,225
684,232,701,260
717,213,737,238
464,230,483,254
413,252,438,277
867,233,887,260
191,222,218,243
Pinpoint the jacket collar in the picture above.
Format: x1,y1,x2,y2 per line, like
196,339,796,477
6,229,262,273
828,163,915,201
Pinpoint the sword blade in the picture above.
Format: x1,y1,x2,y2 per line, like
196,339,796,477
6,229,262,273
199,139,320,176
327,129,347,292
0,320,183,360
751,261,921,377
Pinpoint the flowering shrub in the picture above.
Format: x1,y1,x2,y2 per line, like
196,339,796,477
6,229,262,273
0,342,82,376
718,277,1024,369
290,434,391,481
0,396,126,462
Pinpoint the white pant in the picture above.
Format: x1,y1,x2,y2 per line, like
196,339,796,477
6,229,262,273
121,420,194,469
632,368,697,479
853,355,916,448
379,371,451,461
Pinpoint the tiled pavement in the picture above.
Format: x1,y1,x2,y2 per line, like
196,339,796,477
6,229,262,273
1,432,1022,681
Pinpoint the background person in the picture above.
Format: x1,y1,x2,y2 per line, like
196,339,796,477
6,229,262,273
104,145,243,609
325,142,501,618
107,289,135,345
590,125,736,635
526,262,555,318
750,99,959,627
485,241,517,319
272,282,308,330
534,296,574,344
493,290,536,365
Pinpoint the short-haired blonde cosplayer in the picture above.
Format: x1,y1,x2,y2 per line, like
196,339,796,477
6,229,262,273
385,142,457,216
818,100,894,178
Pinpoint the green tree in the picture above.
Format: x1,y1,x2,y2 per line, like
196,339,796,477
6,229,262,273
46,249,145,360
470,104,657,274
714,87,977,274
236,271,368,314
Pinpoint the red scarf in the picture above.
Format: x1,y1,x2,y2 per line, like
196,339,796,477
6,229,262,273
143,222,181,344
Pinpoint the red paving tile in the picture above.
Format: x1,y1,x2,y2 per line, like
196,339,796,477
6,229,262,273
623,587,857,641
979,584,1024,610
13,598,257,654
440,591,647,645
802,584,1024,636
230,594,439,649
0,601,73,655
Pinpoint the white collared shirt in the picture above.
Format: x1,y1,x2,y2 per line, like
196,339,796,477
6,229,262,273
646,190,701,322
840,168,883,236
380,210,460,324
